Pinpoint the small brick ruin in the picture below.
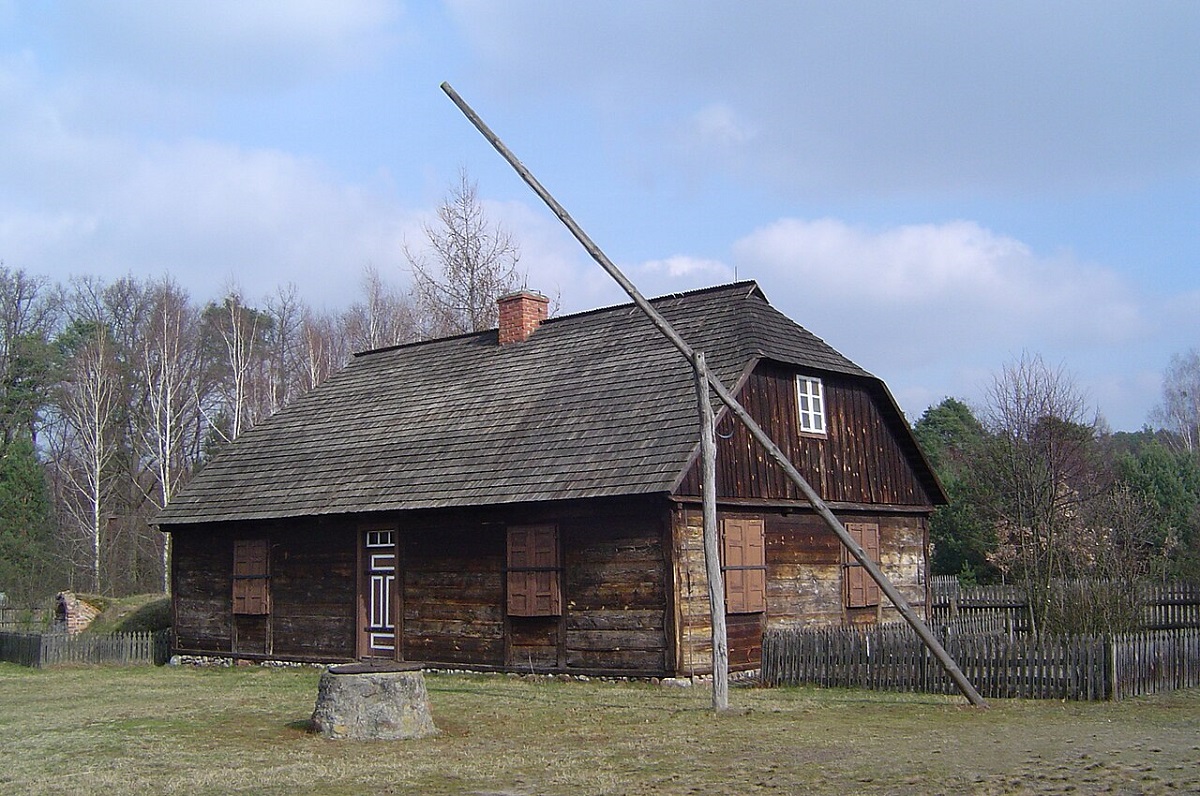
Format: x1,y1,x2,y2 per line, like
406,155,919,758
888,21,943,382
54,591,100,635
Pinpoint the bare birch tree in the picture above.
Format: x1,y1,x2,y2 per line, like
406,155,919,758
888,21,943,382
1152,349,1200,453
342,265,417,351
263,284,305,413
300,307,351,391
406,170,523,337
203,290,268,443
55,325,121,593
138,278,205,591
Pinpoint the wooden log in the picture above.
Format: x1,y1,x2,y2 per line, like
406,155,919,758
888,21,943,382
694,352,729,710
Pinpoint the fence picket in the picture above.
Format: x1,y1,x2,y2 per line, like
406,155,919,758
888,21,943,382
931,579,1200,633
0,630,169,668
761,624,1200,701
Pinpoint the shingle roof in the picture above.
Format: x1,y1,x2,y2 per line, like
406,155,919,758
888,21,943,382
156,281,883,525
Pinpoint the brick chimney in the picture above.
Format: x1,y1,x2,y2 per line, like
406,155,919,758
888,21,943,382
497,290,549,345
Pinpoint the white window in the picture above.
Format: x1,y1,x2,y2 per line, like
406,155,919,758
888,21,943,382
796,375,826,435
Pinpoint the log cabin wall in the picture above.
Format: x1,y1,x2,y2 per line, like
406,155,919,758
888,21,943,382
676,362,936,506
762,510,928,629
395,498,670,675
559,503,670,675
672,505,766,674
172,530,233,655
671,505,929,673
172,497,673,676
171,520,358,661
271,520,357,659
397,511,506,668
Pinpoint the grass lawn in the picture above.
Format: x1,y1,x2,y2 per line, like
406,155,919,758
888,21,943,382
1,663,1197,795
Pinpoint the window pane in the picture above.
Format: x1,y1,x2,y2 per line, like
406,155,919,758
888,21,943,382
796,376,826,434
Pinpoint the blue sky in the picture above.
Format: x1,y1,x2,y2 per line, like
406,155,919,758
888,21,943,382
1,2,1197,431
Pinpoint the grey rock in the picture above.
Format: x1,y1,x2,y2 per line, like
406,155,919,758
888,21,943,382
311,667,438,741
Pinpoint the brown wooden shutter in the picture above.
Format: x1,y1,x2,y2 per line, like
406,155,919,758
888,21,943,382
507,526,531,615
507,525,561,616
232,538,270,615
722,517,766,614
745,519,766,612
844,522,881,608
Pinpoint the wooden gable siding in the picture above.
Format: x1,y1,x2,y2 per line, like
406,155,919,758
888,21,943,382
677,363,933,506
671,506,928,672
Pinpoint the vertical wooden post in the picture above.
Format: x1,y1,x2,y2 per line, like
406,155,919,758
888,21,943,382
694,352,729,710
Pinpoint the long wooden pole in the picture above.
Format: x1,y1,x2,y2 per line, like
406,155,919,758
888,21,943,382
693,351,729,709
442,82,988,708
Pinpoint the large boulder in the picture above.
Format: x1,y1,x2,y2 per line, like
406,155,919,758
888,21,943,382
311,662,438,741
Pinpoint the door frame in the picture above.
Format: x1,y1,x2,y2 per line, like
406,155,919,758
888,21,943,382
357,525,402,660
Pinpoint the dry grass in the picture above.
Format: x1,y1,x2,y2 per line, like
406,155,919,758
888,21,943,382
1,663,1198,795
77,592,171,634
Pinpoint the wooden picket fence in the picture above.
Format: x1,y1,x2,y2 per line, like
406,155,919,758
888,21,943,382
929,577,1200,632
1109,630,1200,700
1141,582,1200,630
0,630,171,668
0,607,49,630
761,623,1200,701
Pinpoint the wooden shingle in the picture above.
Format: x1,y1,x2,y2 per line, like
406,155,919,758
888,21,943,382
156,281,893,525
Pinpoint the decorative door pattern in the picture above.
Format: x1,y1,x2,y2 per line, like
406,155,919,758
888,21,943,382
364,530,396,655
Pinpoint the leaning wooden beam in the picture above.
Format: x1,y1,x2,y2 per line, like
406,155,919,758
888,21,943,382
442,82,988,708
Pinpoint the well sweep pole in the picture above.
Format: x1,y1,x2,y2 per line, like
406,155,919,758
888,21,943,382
441,81,987,708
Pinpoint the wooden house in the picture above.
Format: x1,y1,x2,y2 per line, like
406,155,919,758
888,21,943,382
157,282,945,676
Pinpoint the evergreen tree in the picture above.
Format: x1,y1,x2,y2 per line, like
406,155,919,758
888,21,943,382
913,398,999,582
0,438,61,603
1114,439,1200,580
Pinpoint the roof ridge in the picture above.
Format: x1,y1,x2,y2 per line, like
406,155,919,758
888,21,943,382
541,279,765,327
353,280,765,359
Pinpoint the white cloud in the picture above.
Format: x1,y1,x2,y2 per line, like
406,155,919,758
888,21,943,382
42,1,402,92
642,255,733,281
735,217,1145,359
446,2,1199,197
724,215,1170,428
483,207,1163,426
688,104,757,148
0,130,421,311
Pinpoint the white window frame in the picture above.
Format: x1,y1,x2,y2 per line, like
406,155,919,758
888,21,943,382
796,375,826,435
